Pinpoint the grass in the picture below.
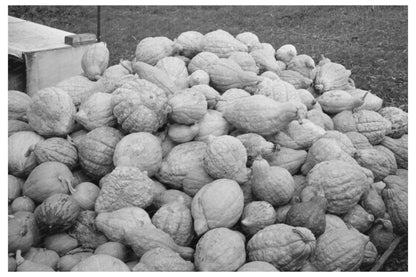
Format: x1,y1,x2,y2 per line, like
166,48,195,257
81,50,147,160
8,5,408,271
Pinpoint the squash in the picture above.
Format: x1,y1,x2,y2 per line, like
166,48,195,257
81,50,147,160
11,196,36,213
43,233,79,256
188,51,219,73
247,224,316,271
152,201,194,246
33,137,78,169
236,133,276,165
314,61,352,93
348,89,383,111
95,166,154,213
298,185,325,202
187,84,220,109
8,119,33,137
361,184,386,219
324,214,348,233
153,189,192,210
278,69,313,89
8,90,31,121
102,60,132,79
71,254,130,271
297,89,317,110
287,54,316,79
191,179,244,236
306,109,334,130
168,90,207,124
275,204,292,223
156,129,177,158
238,261,279,271
275,44,297,64
23,161,73,203
342,205,375,233
81,42,109,80
8,212,40,254
254,78,302,103
68,210,108,249
378,106,408,138
8,175,24,203
168,123,200,143
222,95,306,136
54,75,97,106
368,218,395,253
34,193,80,233
265,147,307,175
346,131,373,150
307,160,373,214
155,56,189,89
381,135,408,169
133,247,194,271
215,88,251,113
355,147,397,181
113,132,162,177
236,31,261,51
203,135,250,183
68,182,100,211
23,247,60,270
156,141,213,196
57,252,94,271
251,47,282,73
15,250,55,271
135,36,180,65
188,69,210,86
251,157,295,206
362,241,378,266
200,29,248,58
206,58,261,92
311,228,369,271
320,130,356,156
316,90,367,114
8,131,44,177
94,242,130,262
241,201,277,236
382,182,408,235
228,51,259,73
8,256,17,272
195,228,246,271
175,30,204,58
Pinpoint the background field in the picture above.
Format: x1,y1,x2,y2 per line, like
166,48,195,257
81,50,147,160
8,5,408,271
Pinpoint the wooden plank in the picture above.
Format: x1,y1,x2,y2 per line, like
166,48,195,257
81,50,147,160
65,33,97,46
370,235,403,271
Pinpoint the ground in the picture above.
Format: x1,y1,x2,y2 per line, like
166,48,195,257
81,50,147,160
8,5,408,271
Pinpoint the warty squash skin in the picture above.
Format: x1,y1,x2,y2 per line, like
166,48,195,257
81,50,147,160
381,135,408,169
203,135,250,183
54,75,97,106
68,210,108,249
306,160,373,215
95,166,154,213
324,214,348,233
81,42,109,81
8,212,40,254
33,137,78,169
278,69,313,89
152,201,194,247
135,36,180,66
215,88,251,113
237,261,279,271
247,224,316,271
194,228,246,271
250,48,282,74
275,203,292,223
200,29,248,58
229,51,260,74
368,218,395,253
251,157,295,206
222,95,307,136
254,78,302,103
133,247,195,271
175,30,204,58
348,89,383,112
167,123,200,143
260,70,280,80
102,60,132,79
320,130,356,156
236,133,276,165
346,131,373,150
8,90,31,122
188,69,210,87
275,44,297,64
152,189,192,210
71,254,130,271
297,88,317,110
187,84,220,109
155,56,189,89
342,205,375,233
76,127,123,179
168,90,207,124
360,184,386,219
94,241,130,262
287,54,316,79
355,147,397,182
187,51,219,73
27,87,76,137
306,108,334,130
156,141,214,196
378,106,408,138
316,90,367,114
265,147,307,175
191,179,244,236
236,31,261,52
311,228,369,271
8,120,33,137
241,201,277,236
314,61,352,93
382,183,408,235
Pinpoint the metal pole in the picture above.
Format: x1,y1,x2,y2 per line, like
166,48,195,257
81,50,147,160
97,6,101,42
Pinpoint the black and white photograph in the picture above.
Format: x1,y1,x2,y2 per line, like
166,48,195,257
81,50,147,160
7,3,409,272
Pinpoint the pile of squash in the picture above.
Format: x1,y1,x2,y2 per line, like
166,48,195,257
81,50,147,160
8,29,408,272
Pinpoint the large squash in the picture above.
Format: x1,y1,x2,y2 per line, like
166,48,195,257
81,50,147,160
200,29,248,58
33,137,78,169
8,211,40,254
8,90,31,121
135,36,180,66
81,42,109,80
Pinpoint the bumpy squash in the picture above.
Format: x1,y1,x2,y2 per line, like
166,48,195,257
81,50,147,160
298,185,325,202
206,58,261,92
113,132,162,177
8,212,40,254
69,210,108,249
250,48,282,73
81,42,109,80
247,224,316,271
75,92,116,131
175,30,203,58
378,106,408,138
102,60,132,79
203,135,250,183
236,31,261,51
278,70,313,89
355,147,397,181
8,90,31,121
360,184,386,219
200,29,248,58
94,242,130,262
191,179,244,236
188,51,219,73
156,56,189,87
320,130,356,156
251,157,295,206
297,89,317,110
23,247,60,270
34,193,81,233
311,228,369,271
33,137,78,169
381,135,407,169
255,78,301,103
228,51,259,73
152,201,194,247
8,120,33,137
15,250,54,272
168,90,207,124
317,90,366,114
368,218,395,253
27,87,76,137
156,141,213,196
237,133,276,164
238,261,279,272
261,70,280,80
54,75,96,106
133,247,194,271
167,123,199,143
307,160,373,214
333,110,392,145
76,127,123,179
314,61,352,93
95,166,154,213
275,204,292,223
342,205,375,233
223,95,306,136
275,44,297,64
195,228,246,271
382,183,407,234
186,84,220,109
71,254,130,271
111,78,170,133
265,147,307,175
362,241,378,266
348,89,383,111
324,214,348,233
215,88,251,112
188,69,210,86
153,189,192,210
23,161,73,203
306,109,334,130
135,36,180,66
8,131,44,177
241,201,277,236
287,54,316,79
346,131,373,150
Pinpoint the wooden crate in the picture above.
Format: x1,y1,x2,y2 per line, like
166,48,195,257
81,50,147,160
8,16,96,95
